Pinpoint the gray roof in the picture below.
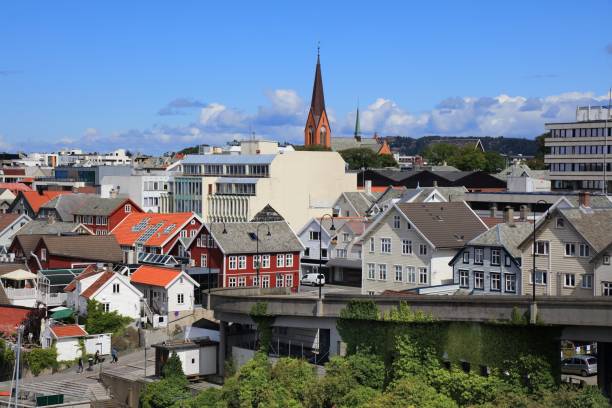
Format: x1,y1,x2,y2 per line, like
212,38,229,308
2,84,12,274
400,187,468,203
251,205,285,222
209,221,303,254
42,235,123,262
331,137,382,153
557,208,612,253
182,154,276,165
496,163,549,181
396,202,488,248
468,222,532,258
41,194,130,220
342,192,378,216
17,220,82,236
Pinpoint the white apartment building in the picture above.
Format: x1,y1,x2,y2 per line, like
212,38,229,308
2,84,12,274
57,148,132,167
101,171,174,213
174,140,356,229
545,105,612,191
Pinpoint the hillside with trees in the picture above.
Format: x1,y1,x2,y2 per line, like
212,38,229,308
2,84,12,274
387,135,540,157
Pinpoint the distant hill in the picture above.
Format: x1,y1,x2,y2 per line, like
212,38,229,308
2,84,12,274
386,136,539,156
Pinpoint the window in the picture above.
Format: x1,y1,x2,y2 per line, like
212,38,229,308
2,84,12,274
262,255,270,268
335,249,347,258
180,230,187,238
96,216,108,225
112,283,120,294
321,249,328,258
261,275,270,288
228,277,237,287
459,270,469,288
491,249,501,266
504,256,512,267
556,218,565,228
367,263,376,280
304,248,310,257
286,254,294,267
406,266,416,283
603,282,612,296
229,256,237,269
418,267,428,284
531,270,548,285
582,274,593,289
124,204,132,213
462,251,469,264
490,273,501,291
419,244,427,256
276,274,284,288
393,215,401,229
238,256,246,269
96,230,108,235
564,274,576,287
579,244,590,258
201,254,207,268
190,229,197,237
342,233,350,242
252,276,259,287
474,248,483,264
277,254,285,267
285,274,293,287
378,264,387,280
177,293,185,304
604,255,611,265
380,238,392,254
406,222,411,229
474,271,484,289
253,255,261,269
504,274,516,293
535,241,549,255
238,276,246,287
41,248,46,261
369,237,375,253
103,303,110,313
565,243,576,257
394,265,403,282
309,231,320,241
402,240,412,255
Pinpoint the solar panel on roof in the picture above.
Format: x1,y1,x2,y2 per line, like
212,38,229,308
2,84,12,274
136,222,164,244
163,224,176,234
132,217,151,232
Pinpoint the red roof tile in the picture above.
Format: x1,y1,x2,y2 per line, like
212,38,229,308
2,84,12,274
81,271,115,299
22,191,71,213
0,306,29,336
63,265,98,293
111,212,196,247
130,265,181,288
0,183,32,193
50,324,88,338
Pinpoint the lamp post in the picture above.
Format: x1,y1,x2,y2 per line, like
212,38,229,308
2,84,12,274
318,214,336,300
206,220,226,309
532,199,550,321
255,223,272,288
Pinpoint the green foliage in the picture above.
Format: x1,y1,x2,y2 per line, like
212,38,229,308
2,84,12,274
369,377,458,408
381,301,435,322
339,148,397,170
111,325,140,351
163,352,186,381
339,386,381,408
484,384,610,408
339,299,379,320
24,347,58,375
294,144,332,151
84,300,132,335
510,307,529,325
249,302,275,352
427,368,507,406
172,388,224,408
482,151,506,173
448,146,488,171
389,135,539,157
345,351,386,390
502,354,556,394
0,339,14,381
423,143,457,165
140,378,190,408
423,143,508,172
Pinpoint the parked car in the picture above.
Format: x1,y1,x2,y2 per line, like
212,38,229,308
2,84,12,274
301,273,325,286
561,355,597,377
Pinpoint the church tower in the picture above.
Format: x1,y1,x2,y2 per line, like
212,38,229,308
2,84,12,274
304,48,331,148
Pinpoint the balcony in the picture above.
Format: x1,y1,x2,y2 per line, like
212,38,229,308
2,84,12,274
4,287,38,307
38,292,68,307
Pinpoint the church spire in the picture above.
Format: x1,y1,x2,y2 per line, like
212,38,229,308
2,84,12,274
354,106,361,141
304,46,331,148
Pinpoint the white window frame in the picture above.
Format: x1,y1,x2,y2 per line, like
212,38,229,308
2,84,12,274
228,277,237,288
394,265,403,282
604,255,611,265
252,276,259,287
228,256,237,270
459,269,469,288
342,233,350,242
418,267,428,284
474,270,484,290
535,241,549,256
369,237,375,253
579,243,590,258
406,266,416,283
380,238,392,254
402,240,412,255
201,254,207,268
564,273,576,288
462,251,469,263
309,231,320,241
262,255,270,268
41,248,47,261
419,244,427,256
530,270,548,285
177,293,185,304
393,215,401,229
491,249,501,266
504,274,516,293
103,303,110,313
581,274,593,289
285,274,293,288
565,242,576,257
238,276,246,287
286,254,294,267
124,204,132,213
491,272,501,291
261,275,270,288
276,254,285,268
112,283,120,294
238,256,247,270
474,248,483,264
367,263,376,280
276,274,284,288
378,264,387,280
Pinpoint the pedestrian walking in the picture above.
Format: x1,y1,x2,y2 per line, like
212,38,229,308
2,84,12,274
111,348,118,364
94,350,100,365
77,357,83,373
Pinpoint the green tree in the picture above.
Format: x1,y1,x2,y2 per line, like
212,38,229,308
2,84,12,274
483,151,507,173
423,143,456,165
24,347,58,375
0,339,14,381
294,144,332,151
448,147,488,171
84,300,132,335
141,378,190,408
162,352,185,380
339,148,397,170
172,388,224,408
369,377,458,408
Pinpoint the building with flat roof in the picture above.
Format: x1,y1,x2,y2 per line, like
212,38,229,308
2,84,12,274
545,105,612,191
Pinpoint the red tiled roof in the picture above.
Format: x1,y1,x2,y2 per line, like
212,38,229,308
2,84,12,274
63,265,98,293
50,324,88,338
0,183,32,193
111,212,196,247
81,271,115,299
130,265,181,288
2,168,25,176
0,306,29,336
0,213,23,232
22,191,70,213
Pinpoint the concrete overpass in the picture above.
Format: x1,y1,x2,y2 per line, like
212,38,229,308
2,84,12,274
210,288,612,393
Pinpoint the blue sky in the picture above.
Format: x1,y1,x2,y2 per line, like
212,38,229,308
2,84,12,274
1,1,611,154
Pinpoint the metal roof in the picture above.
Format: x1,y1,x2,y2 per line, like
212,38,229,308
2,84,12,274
182,154,276,165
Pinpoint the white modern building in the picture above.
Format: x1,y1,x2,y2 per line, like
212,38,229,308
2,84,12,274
101,171,174,213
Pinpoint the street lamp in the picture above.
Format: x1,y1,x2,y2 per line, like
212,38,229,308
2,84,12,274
532,199,551,320
255,223,272,288
206,220,226,308
318,214,336,300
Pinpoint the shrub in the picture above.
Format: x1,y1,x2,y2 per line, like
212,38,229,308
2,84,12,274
162,352,185,381
24,347,58,376
140,378,190,408
369,377,458,408
84,300,132,335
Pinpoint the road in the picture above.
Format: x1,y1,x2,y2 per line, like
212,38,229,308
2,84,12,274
297,283,361,296
562,373,597,386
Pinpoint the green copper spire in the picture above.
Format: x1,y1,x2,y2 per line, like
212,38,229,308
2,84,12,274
354,107,361,139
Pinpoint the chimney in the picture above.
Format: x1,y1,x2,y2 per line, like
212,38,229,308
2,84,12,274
489,204,498,218
519,205,528,221
47,213,56,225
433,180,438,187
579,191,591,208
110,188,118,199
365,180,372,195
504,206,514,225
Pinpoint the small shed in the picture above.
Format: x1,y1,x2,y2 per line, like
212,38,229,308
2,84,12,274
152,338,218,377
